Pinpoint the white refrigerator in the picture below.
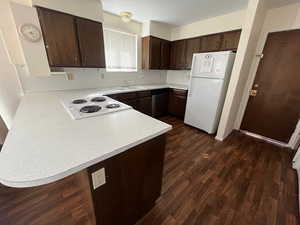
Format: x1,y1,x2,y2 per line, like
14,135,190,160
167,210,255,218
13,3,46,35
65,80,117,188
184,51,236,134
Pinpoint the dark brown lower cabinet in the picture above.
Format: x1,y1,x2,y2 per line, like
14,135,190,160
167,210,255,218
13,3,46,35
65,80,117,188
108,88,188,119
151,89,169,117
168,89,188,119
88,135,166,225
137,96,152,116
122,99,139,109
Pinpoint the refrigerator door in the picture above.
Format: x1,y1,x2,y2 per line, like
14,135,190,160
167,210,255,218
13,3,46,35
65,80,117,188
191,51,233,79
184,77,225,134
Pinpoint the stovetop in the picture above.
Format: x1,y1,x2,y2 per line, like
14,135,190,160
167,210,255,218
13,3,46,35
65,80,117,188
62,94,132,120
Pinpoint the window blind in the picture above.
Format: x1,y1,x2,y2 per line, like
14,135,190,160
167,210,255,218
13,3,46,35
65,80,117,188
103,28,137,72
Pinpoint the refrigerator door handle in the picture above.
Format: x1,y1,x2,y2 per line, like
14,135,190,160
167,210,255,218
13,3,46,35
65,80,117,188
188,77,194,97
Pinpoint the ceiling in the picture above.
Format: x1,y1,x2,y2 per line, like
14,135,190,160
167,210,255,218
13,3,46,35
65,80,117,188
102,0,250,26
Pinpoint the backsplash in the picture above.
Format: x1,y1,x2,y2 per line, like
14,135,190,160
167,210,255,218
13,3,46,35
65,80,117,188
166,70,191,86
17,66,167,93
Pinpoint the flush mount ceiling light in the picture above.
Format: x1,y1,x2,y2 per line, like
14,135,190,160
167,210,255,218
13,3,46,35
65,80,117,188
120,11,132,23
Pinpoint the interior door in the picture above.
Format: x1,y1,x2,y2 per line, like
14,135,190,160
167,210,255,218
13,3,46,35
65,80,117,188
241,30,300,143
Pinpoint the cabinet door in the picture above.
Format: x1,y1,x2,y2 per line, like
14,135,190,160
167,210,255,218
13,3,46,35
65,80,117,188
37,8,81,67
169,41,177,70
200,34,223,53
175,40,187,69
168,89,188,119
142,36,151,69
150,37,161,69
122,99,138,109
88,135,166,225
186,37,201,69
76,18,106,68
221,30,241,51
137,97,152,116
88,157,123,225
160,40,170,69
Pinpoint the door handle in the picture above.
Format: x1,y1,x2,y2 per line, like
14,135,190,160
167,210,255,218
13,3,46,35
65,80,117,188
256,53,264,59
249,89,258,97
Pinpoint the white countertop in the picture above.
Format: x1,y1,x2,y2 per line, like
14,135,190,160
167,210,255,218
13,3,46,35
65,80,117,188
0,87,173,188
95,83,189,95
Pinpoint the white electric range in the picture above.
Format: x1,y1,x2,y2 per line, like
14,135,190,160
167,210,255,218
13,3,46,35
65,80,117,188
62,94,132,120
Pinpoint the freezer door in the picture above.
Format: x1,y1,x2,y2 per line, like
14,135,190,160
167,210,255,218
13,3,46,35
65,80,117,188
191,51,233,79
184,77,225,134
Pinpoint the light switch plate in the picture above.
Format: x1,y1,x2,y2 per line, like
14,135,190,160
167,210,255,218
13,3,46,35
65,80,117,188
92,168,106,189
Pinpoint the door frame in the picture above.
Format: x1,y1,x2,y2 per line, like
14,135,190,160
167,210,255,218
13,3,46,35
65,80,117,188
235,28,300,147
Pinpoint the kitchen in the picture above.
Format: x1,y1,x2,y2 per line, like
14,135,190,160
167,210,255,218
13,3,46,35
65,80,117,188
0,0,300,225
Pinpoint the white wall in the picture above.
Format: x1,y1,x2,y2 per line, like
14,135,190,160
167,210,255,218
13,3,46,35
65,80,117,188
0,115,8,145
216,0,269,141
19,67,167,93
150,21,172,41
0,0,31,65
236,2,300,130
171,10,246,41
166,70,190,86
10,2,51,76
0,30,23,129
31,0,103,22
142,21,172,41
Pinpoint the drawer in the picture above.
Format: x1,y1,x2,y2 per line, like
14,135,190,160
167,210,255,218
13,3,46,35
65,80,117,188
171,89,187,96
137,91,151,98
118,92,137,100
107,94,120,100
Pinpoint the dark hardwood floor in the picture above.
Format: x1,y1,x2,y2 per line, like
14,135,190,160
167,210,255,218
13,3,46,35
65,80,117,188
137,116,299,225
0,116,298,225
0,170,97,225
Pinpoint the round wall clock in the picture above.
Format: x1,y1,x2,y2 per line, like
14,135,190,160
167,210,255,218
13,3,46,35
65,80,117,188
19,23,42,43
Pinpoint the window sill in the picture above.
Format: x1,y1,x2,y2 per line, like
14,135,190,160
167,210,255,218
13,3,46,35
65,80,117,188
106,69,138,73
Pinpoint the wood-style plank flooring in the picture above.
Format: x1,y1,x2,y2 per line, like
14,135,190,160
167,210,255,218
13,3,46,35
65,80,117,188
0,116,298,225
137,116,299,225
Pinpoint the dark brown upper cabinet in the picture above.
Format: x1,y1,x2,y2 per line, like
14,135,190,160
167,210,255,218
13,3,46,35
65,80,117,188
160,40,171,70
220,30,241,51
185,37,201,69
169,41,177,70
37,7,106,68
175,40,187,69
200,33,223,53
169,40,187,70
142,36,170,70
76,18,106,68
168,89,188,119
142,30,241,71
37,7,81,67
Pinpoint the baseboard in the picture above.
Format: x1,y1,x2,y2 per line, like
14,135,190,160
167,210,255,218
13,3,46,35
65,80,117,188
215,136,224,141
239,130,288,148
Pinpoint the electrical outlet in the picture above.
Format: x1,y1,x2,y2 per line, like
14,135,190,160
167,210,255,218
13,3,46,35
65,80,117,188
100,73,105,79
92,168,106,189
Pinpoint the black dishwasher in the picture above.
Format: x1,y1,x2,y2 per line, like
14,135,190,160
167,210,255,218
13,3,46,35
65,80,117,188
151,89,169,117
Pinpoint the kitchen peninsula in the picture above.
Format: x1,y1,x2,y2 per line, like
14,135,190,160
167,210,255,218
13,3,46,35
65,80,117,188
0,87,172,225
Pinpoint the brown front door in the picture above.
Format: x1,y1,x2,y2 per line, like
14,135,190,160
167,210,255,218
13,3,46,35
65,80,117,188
241,30,300,143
